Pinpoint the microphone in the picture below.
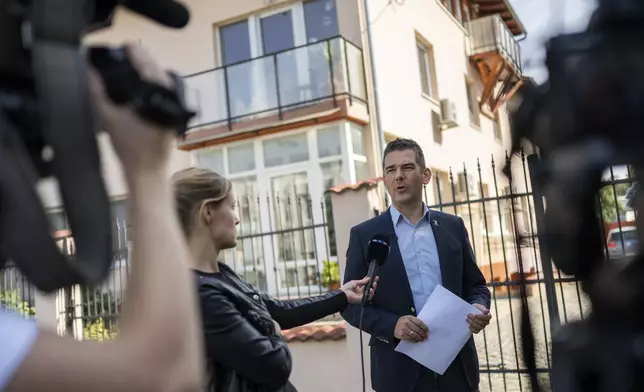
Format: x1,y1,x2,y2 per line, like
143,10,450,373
362,234,390,305
124,0,191,29
358,234,390,392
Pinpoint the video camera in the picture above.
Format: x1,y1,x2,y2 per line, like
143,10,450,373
0,0,195,293
506,0,644,390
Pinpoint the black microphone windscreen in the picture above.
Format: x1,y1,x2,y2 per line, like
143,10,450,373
367,234,390,266
124,0,190,29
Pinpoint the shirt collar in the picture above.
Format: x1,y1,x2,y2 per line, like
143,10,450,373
390,203,431,226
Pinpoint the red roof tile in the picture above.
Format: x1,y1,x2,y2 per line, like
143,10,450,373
326,178,383,195
281,322,346,343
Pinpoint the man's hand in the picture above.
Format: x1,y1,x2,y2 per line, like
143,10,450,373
341,276,379,305
394,315,428,342
467,304,492,334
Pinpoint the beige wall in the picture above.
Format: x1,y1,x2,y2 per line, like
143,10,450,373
288,340,358,392
37,134,192,207
85,0,289,74
85,0,363,74
366,0,511,181
35,0,366,207
44,0,519,208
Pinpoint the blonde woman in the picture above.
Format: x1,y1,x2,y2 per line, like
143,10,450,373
172,168,377,392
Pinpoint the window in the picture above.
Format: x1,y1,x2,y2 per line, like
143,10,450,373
416,39,437,98
303,0,339,43
350,123,366,156
218,20,253,120
230,177,261,235
271,172,314,261
215,3,341,125
219,20,252,65
466,78,481,127
321,161,345,257
432,110,442,144
190,123,359,296
354,160,370,182
48,211,68,233
111,199,128,225
196,148,225,174
432,170,454,206
493,114,503,141
260,11,295,55
228,143,255,174
317,125,342,158
263,133,310,167
321,161,345,190
224,176,265,287
271,172,316,290
349,123,369,184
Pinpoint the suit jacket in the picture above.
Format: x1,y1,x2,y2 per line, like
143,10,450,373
341,208,491,392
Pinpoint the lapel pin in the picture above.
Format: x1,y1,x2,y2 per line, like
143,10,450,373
433,220,439,227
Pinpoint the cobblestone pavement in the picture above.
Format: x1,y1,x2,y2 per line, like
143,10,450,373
475,282,591,392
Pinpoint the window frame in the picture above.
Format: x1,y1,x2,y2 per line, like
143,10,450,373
415,36,438,100
192,121,366,297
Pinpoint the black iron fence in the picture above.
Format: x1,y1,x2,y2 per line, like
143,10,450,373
219,193,338,301
60,193,339,341
183,35,368,131
0,262,35,318
418,152,634,391
2,152,638,392
57,221,129,342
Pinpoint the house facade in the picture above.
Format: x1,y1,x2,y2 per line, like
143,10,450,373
35,0,527,298
19,1,532,390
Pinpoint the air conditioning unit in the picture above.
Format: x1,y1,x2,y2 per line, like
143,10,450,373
439,99,458,128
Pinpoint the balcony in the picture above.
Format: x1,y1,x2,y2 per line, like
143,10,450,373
182,36,368,147
467,14,523,112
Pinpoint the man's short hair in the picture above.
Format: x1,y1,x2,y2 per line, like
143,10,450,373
383,138,426,169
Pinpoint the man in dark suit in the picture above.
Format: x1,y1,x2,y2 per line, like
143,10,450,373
341,138,492,392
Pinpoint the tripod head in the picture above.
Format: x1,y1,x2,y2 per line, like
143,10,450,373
0,0,195,293
507,0,644,390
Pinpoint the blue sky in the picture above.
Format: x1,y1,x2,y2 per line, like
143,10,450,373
509,0,597,83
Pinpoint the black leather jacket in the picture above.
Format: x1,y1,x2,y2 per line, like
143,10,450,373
195,263,349,392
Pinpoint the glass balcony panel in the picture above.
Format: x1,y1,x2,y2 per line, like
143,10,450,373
184,69,227,128
226,57,278,120
346,41,367,101
185,37,366,131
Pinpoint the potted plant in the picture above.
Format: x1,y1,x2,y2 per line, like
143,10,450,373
321,260,340,290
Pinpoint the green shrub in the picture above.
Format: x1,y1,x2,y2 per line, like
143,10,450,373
320,260,340,288
83,317,118,342
0,290,35,317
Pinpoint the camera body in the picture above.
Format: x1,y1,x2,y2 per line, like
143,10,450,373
0,0,194,292
507,1,644,390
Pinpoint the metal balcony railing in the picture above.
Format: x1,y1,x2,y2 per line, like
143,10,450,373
466,14,522,74
183,36,368,130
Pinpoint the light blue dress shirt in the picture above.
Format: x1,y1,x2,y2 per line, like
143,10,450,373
390,204,442,313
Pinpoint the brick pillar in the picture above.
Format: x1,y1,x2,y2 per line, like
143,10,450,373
329,180,384,392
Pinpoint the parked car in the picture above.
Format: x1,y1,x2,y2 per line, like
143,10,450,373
606,226,638,259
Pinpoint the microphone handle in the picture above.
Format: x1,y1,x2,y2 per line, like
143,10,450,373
361,259,378,305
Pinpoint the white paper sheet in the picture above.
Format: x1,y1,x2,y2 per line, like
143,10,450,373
394,284,483,375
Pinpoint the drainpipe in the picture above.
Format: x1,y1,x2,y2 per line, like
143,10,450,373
362,0,390,205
